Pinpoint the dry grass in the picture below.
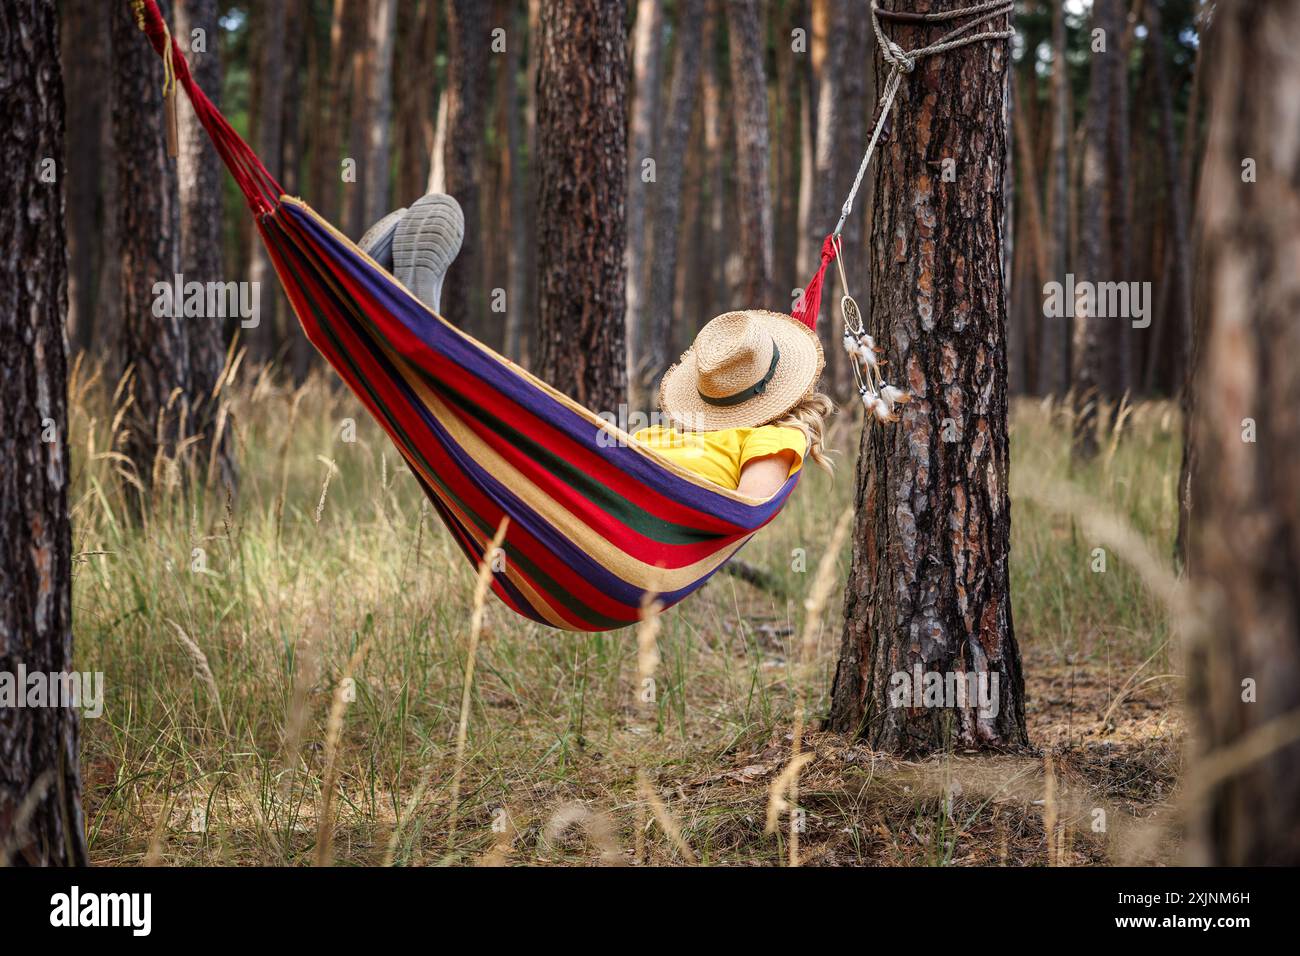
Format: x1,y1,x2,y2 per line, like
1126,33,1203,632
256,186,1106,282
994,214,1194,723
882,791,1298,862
70,361,1186,866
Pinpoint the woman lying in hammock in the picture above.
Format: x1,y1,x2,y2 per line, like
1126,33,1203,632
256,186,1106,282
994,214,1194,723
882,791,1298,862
361,193,833,502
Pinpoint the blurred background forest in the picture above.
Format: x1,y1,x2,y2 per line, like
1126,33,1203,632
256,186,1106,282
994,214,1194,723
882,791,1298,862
60,0,1204,407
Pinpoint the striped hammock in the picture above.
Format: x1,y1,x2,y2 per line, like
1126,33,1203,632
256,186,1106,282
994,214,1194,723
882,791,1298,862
131,0,837,632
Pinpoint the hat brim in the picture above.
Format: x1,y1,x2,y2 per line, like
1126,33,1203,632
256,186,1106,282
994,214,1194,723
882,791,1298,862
659,310,825,431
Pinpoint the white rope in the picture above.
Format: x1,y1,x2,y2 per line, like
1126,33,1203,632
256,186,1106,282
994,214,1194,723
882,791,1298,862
835,0,1015,423
833,0,1014,238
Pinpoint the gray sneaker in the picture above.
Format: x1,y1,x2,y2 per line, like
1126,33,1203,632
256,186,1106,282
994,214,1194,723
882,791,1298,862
392,193,464,314
359,207,407,271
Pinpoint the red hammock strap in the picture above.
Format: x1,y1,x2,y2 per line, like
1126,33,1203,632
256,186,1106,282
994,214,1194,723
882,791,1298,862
791,233,837,331
129,0,283,215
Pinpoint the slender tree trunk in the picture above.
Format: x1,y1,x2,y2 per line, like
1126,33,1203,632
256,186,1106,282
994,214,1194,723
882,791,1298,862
625,0,664,405
0,0,89,866
249,0,286,364
1107,0,1134,399
810,0,853,398
727,0,774,307
503,0,528,363
59,0,104,354
363,0,397,225
1187,0,1300,865
175,0,236,494
113,1,189,499
443,0,490,331
1071,0,1117,462
534,0,628,413
311,0,351,222
644,0,706,396
395,0,436,206
1040,0,1070,396
827,1,1025,753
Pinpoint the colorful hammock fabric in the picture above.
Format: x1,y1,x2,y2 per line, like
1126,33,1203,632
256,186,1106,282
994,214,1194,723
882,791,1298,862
131,0,810,632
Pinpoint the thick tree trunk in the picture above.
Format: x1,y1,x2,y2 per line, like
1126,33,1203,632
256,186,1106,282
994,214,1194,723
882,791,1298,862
175,0,236,494
443,0,490,333
1071,0,1118,461
625,0,664,405
827,1,1025,754
0,0,88,867
113,1,189,499
534,0,628,413
727,0,774,307
1040,0,1070,397
1187,0,1300,865
643,0,706,397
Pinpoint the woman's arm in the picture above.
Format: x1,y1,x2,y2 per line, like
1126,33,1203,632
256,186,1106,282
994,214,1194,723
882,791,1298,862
737,451,797,498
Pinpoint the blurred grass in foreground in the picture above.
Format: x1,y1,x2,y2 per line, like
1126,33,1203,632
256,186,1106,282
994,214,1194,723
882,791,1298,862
69,360,1181,866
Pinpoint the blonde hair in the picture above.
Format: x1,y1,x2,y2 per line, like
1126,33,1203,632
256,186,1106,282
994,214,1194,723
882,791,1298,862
772,392,835,473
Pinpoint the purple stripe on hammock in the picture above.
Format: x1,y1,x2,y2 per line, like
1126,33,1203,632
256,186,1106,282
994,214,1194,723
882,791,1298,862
284,204,800,529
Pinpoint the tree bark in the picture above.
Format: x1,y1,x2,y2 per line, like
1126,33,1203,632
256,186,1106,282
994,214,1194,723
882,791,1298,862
59,0,104,354
443,0,490,332
113,0,189,500
727,0,774,307
1071,0,1118,461
827,1,1025,754
363,0,398,225
311,0,352,223
1187,0,1300,865
249,0,286,363
175,0,237,494
643,0,706,397
625,0,664,405
1040,0,1070,396
534,0,628,413
0,0,89,866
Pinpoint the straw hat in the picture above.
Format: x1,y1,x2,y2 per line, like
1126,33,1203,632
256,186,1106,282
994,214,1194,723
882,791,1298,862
659,310,824,431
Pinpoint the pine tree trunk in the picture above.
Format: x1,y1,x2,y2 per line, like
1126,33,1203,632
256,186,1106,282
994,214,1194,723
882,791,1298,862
443,0,490,330
727,0,774,307
175,0,236,494
113,1,188,499
1187,0,1300,865
810,0,853,397
0,0,89,867
827,1,1025,754
395,0,436,206
1107,0,1134,399
311,0,351,223
643,0,706,396
59,0,104,354
503,0,529,364
625,0,664,405
534,0,628,413
249,0,286,363
1071,0,1117,461
363,0,397,225
1040,0,1070,396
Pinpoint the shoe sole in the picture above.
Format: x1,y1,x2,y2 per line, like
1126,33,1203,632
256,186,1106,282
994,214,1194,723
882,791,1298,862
358,207,407,271
392,194,464,314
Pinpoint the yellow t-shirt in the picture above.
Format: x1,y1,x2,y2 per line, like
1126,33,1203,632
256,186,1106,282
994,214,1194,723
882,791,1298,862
632,424,807,491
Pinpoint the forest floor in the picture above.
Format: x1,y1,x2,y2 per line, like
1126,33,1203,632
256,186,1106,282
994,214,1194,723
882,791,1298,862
69,360,1186,866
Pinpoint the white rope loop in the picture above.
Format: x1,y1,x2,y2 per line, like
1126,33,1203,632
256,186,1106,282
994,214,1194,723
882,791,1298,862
837,1,1015,422
835,0,1015,239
